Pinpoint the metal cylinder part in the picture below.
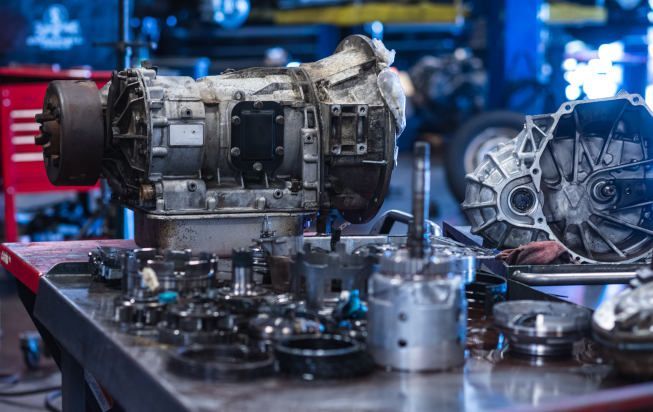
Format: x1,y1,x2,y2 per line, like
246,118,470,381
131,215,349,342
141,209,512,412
291,243,375,310
592,282,653,378
367,249,467,372
494,300,591,357
122,248,217,298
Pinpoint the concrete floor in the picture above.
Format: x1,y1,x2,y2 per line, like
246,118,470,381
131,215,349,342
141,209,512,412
0,271,62,411
0,143,465,411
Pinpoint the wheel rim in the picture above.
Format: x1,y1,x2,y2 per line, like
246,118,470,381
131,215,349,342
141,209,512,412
463,127,518,174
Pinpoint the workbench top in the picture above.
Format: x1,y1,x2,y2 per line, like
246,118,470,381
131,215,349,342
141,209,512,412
1,240,652,411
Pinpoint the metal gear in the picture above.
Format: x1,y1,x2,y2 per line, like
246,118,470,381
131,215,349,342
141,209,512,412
464,93,653,263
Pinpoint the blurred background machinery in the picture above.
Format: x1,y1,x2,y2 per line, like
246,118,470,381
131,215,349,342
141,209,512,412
0,0,652,241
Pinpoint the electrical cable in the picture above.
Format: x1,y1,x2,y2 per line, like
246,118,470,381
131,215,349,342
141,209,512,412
44,390,62,412
0,385,61,397
0,372,20,386
0,397,46,410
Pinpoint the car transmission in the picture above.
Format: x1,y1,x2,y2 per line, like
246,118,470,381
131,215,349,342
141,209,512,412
34,35,405,255
464,93,653,263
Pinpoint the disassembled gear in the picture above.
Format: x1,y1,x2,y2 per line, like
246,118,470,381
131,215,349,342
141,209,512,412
291,243,374,310
123,248,217,298
494,300,591,357
466,271,507,316
158,301,242,346
113,295,167,335
464,93,653,263
275,334,373,380
167,344,275,381
248,301,323,347
592,281,653,378
89,246,129,281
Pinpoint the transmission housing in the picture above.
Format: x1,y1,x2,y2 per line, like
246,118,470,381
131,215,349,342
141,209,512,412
35,35,405,255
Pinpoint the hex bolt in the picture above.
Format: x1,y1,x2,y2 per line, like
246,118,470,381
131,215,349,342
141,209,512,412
231,116,241,125
603,153,614,165
253,101,263,109
275,146,285,156
255,196,266,209
253,162,263,172
275,115,284,124
231,147,241,157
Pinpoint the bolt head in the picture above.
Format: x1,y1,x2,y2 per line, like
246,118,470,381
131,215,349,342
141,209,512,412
253,101,263,109
601,184,616,197
275,115,284,124
231,116,241,125
275,146,285,156
253,162,263,172
231,147,241,157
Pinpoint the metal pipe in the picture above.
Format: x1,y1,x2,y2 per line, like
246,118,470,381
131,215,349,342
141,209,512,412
408,142,430,258
369,209,441,237
511,270,637,286
118,0,132,69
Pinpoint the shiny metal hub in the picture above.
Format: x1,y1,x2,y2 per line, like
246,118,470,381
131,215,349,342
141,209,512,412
494,300,591,357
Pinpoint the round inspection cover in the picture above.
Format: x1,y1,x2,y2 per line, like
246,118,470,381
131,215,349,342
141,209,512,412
37,80,104,185
275,334,373,380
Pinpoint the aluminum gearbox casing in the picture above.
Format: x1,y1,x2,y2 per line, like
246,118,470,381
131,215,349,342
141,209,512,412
35,35,405,255
464,93,653,263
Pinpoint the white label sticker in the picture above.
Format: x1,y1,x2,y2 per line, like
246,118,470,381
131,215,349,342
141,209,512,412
169,124,204,146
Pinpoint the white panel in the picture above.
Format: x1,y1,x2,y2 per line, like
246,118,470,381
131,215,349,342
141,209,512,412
169,124,203,146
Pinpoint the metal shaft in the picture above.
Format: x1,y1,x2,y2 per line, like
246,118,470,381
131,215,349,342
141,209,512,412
231,249,253,296
408,142,431,258
232,266,252,296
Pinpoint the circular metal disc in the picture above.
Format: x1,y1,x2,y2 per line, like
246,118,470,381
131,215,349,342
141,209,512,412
37,80,104,185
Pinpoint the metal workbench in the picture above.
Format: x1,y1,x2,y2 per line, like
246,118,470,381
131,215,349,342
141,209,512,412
2,240,653,412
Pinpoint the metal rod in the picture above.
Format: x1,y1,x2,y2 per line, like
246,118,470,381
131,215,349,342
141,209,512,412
232,266,252,295
118,0,132,69
511,270,636,286
231,249,253,296
408,142,430,258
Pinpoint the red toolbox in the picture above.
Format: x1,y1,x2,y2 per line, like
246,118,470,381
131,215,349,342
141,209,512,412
0,66,110,241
